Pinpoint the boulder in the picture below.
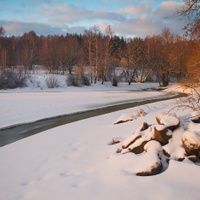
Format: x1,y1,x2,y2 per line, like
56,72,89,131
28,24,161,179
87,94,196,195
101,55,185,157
187,155,198,162
154,125,172,145
188,122,200,134
162,128,186,161
136,141,163,176
182,131,200,156
109,137,123,145
136,162,162,176
140,122,149,131
192,118,200,123
128,128,154,154
114,113,134,124
191,111,200,123
156,114,180,131
121,133,141,149
129,140,149,154
112,112,200,176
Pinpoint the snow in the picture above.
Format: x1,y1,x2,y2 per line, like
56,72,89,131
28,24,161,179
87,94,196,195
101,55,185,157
155,125,173,136
114,112,135,124
183,131,200,147
0,81,166,129
156,114,180,127
114,109,146,124
0,75,200,200
144,140,162,152
127,127,154,152
163,128,186,160
121,132,141,148
188,122,200,134
155,124,167,131
191,110,200,119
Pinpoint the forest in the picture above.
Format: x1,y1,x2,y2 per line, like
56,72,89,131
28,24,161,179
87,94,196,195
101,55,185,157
0,21,199,88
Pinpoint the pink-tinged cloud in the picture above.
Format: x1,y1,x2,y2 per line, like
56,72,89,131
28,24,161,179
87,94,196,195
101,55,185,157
154,1,184,18
112,16,162,38
120,5,152,15
38,4,125,23
1,1,186,38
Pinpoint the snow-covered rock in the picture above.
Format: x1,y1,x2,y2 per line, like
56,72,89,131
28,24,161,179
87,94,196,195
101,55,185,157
191,111,200,123
188,122,200,134
182,131,200,156
109,137,123,145
136,141,163,176
114,109,146,124
144,140,162,154
139,122,149,131
163,128,186,161
156,114,180,131
153,125,172,145
114,112,200,176
121,132,141,149
114,113,135,124
128,127,154,154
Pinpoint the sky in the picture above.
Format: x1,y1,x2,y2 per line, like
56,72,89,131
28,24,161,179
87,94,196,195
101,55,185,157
0,0,185,38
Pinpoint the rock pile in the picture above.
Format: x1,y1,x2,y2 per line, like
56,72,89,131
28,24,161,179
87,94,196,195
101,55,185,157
112,113,200,176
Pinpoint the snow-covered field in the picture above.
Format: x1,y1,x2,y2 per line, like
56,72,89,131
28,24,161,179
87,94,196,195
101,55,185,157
0,75,200,200
0,77,165,129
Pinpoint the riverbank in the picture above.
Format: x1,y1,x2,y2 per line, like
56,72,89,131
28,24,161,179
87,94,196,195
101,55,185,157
0,91,199,200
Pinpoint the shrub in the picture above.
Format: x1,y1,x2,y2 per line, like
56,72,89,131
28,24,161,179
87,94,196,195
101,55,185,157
67,74,82,87
46,75,60,88
176,85,200,112
0,69,28,89
112,75,119,87
67,74,90,87
81,75,90,86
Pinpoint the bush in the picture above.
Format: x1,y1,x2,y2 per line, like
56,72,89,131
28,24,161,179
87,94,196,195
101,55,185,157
67,74,82,87
67,74,90,87
46,75,60,88
81,75,90,86
0,69,28,89
176,84,200,112
112,75,119,87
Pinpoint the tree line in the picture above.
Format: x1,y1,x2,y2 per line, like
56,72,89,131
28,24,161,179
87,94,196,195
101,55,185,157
0,24,199,87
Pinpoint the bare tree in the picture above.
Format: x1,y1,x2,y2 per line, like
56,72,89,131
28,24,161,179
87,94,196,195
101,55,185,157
93,26,101,84
0,26,5,69
0,26,5,37
134,38,151,83
84,26,102,84
101,25,113,84
176,0,200,36
84,29,94,83
59,35,79,75
173,2,200,112
21,31,39,71
39,36,52,73
120,38,142,85
154,28,181,86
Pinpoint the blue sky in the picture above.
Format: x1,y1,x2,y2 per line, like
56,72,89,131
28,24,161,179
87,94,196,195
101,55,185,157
0,0,185,37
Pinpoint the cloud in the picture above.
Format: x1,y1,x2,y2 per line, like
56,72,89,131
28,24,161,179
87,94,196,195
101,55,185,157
154,1,183,18
110,16,162,38
0,20,86,36
38,4,125,24
120,5,152,16
0,1,186,38
96,10,125,21
102,0,141,4
97,1,185,38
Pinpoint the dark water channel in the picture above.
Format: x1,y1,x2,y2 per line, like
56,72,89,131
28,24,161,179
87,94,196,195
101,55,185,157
0,92,185,147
